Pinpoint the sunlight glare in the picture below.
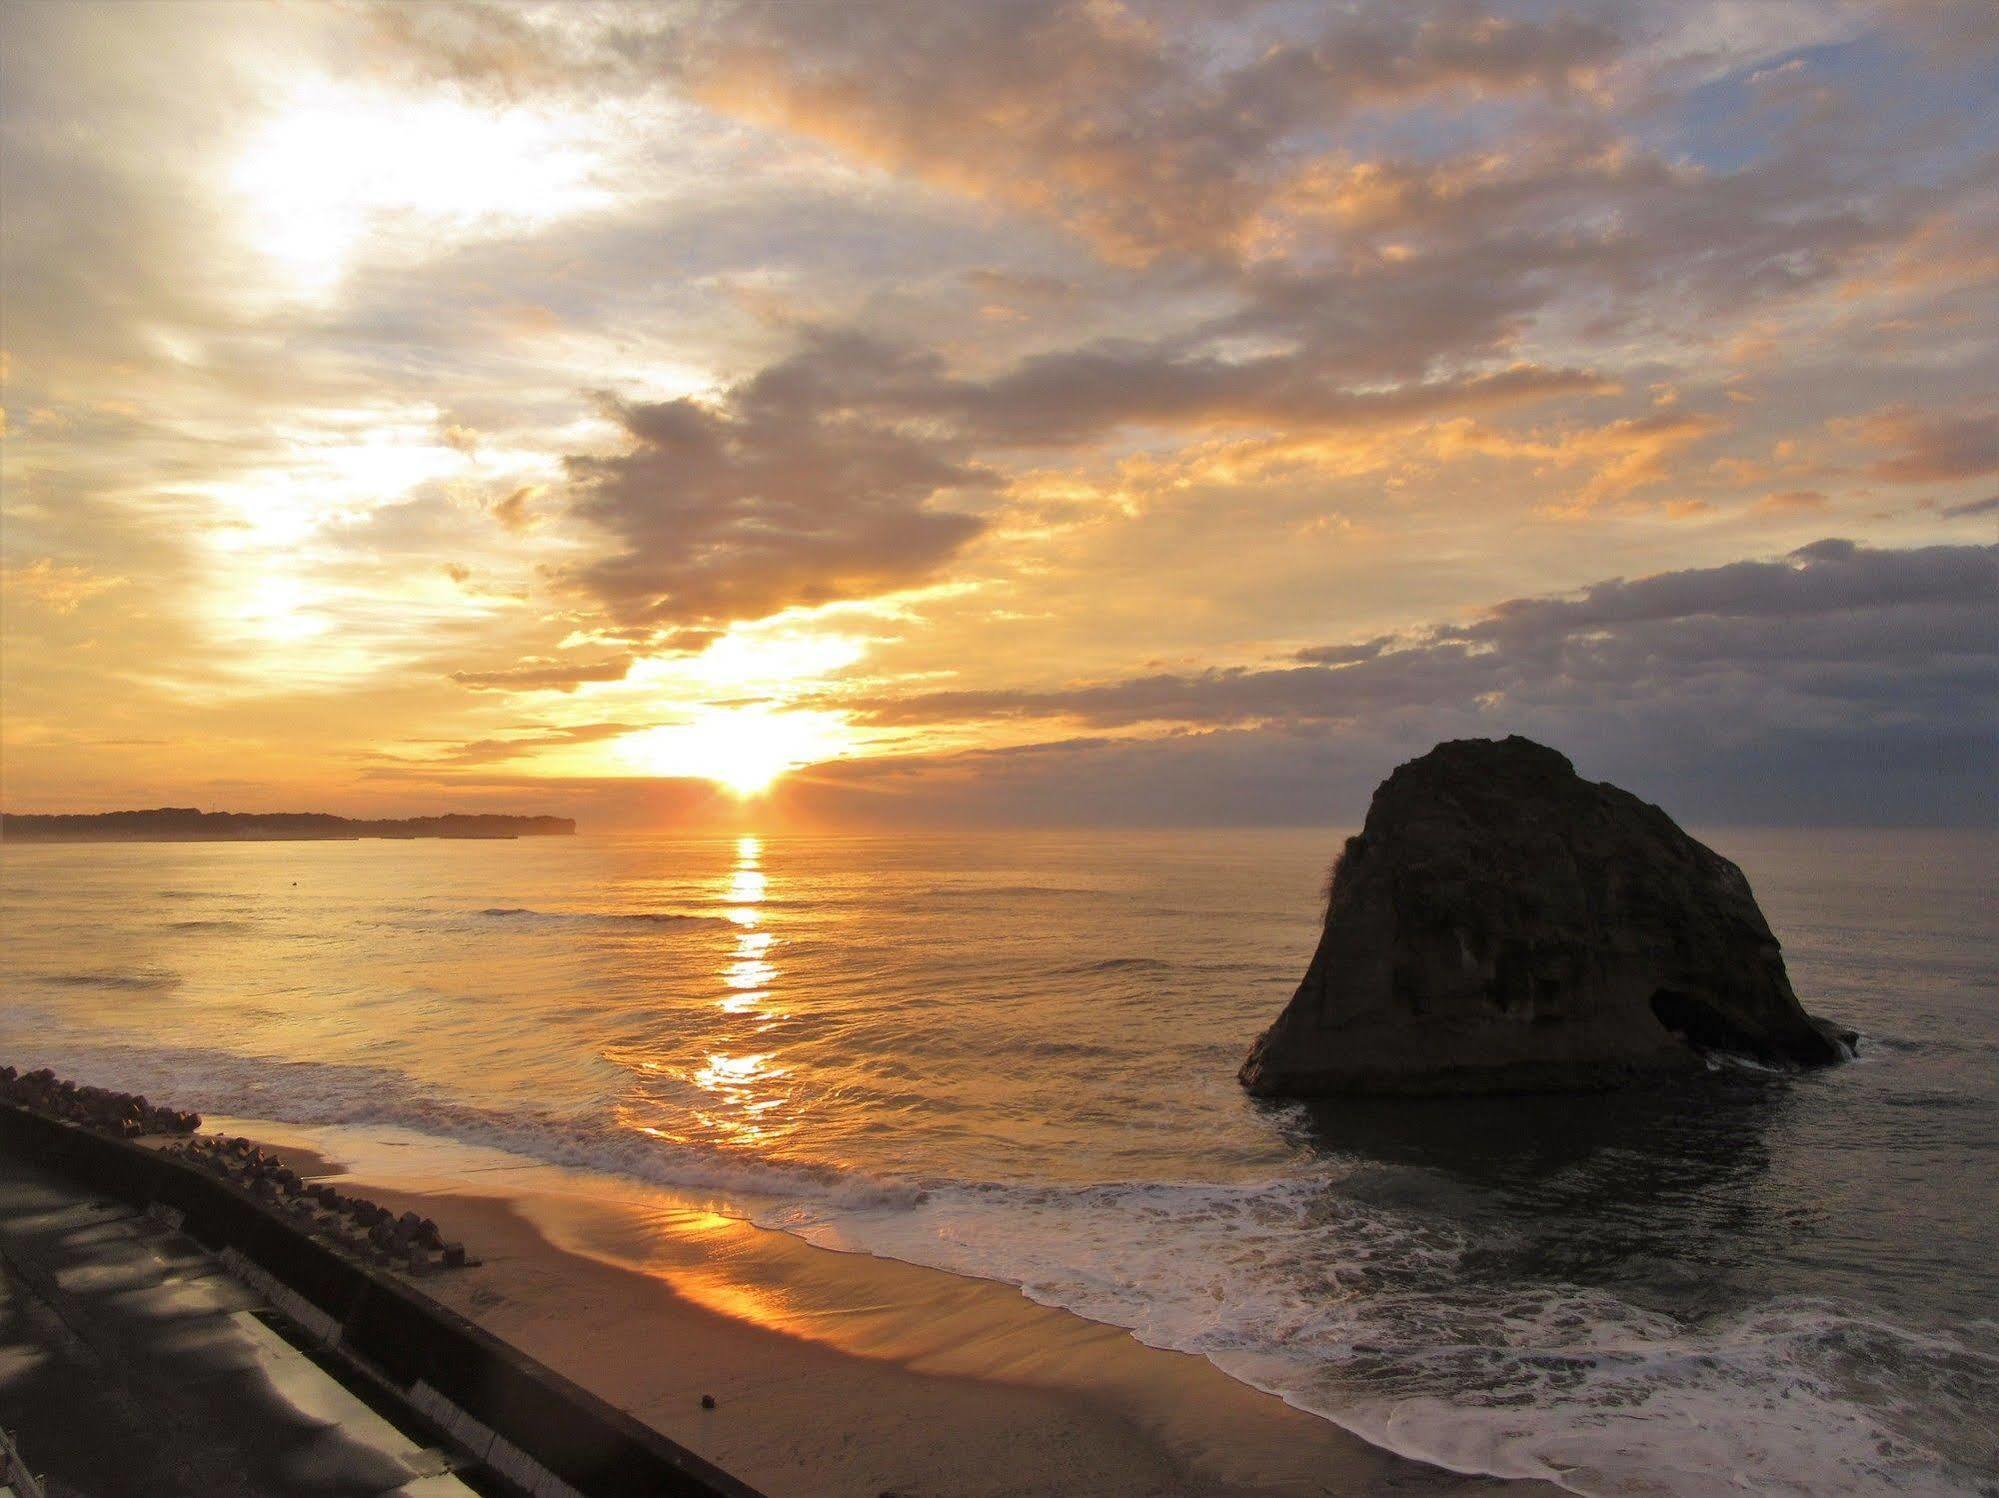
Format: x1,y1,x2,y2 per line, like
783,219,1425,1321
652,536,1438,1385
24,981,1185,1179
615,707,849,797
231,80,606,292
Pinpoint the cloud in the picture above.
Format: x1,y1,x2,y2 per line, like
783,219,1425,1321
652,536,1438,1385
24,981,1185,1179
448,655,636,692
845,537,1996,738
1759,489,1829,512
683,1,1621,264
1433,408,1729,512
1857,403,1998,483
801,538,1996,825
392,721,640,768
489,486,538,532
1295,636,1395,667
780,708,1992,828
931,349,1607,447
2,558,125,614
566,354,992,634
8,0,1996,827
565,327,1603,636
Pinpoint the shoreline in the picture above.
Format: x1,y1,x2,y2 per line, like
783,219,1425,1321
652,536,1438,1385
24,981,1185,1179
219,1115,1555,1498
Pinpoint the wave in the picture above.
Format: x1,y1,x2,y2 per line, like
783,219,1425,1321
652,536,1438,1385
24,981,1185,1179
912,885,1105,901
1053,956,1173,974
476,907,729,929
776,1182,1997,1496
1286,1298,1999,1495
10,1035,1992,1496
40,969,183,992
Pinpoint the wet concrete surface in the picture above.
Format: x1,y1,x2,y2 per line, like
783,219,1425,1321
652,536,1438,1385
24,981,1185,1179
0,1154,476,1497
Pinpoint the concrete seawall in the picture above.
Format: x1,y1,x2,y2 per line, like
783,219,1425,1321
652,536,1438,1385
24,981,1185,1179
0,1105,762,1498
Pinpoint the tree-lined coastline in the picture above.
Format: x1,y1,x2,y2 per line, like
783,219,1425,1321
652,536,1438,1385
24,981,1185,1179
1,809,575,842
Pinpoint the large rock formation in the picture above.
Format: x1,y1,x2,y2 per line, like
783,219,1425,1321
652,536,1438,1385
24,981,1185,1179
1240,737,1855,1097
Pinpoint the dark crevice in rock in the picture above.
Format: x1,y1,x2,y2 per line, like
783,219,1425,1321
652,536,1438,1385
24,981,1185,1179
1649,987,1765,1060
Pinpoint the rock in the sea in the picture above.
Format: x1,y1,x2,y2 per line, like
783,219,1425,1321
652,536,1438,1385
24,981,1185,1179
1240,737,1856,1097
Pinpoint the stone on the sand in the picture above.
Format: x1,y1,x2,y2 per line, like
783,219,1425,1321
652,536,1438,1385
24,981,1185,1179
1239,736,1856,1097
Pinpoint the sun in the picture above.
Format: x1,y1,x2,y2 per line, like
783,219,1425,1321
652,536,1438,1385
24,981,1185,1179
614,707,849,797
229,79,605,294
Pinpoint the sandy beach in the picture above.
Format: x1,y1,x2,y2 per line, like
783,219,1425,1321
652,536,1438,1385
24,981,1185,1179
212,1117,1548,1498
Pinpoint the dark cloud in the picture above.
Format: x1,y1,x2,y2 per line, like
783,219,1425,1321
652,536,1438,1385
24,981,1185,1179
1454,538,1995,639
565,351,992,632
840,328,1604,447
685,0,1622,264
836,540,1996,822
1942,495,1998,518
778,713,1994,829
793,539,1996,826
1295,636,1394,666
845,652,1477,728
927,348,1607,446
389,722,640,768
962,267,1079,305
448,656,637,692
566,327,1602,632
854,539,1995,727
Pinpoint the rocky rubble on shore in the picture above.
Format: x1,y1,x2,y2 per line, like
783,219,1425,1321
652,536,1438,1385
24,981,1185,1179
0,1065,202,1136
2,1064,473,1273
163,1132,474,1272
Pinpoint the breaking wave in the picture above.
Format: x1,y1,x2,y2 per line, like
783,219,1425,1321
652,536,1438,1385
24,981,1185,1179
6,1036,1992,1496
476,906,729,929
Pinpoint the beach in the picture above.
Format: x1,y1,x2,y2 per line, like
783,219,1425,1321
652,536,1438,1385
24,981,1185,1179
219,1117,1541,1498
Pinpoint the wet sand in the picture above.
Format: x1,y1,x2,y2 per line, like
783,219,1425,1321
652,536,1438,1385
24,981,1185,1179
216,1118,1553,1498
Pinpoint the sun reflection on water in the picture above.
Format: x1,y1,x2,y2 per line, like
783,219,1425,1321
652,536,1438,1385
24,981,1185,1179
687,836,793,1144
611,835,798,1151
725,839,768,926
727,867,768,908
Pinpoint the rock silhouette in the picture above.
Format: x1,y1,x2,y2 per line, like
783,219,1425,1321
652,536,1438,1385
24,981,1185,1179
1240,737,1856,1097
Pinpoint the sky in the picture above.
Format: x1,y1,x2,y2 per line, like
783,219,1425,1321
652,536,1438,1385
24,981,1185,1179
1,0,1994,830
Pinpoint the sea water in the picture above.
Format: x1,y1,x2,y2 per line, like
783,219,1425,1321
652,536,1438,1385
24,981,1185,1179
2,828,1993,1494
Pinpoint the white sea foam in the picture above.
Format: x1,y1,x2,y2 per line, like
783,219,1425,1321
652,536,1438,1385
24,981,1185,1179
790,1174,1997,1495
14,1035,1993,1497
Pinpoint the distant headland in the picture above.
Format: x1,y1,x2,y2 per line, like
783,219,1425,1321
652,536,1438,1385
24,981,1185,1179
0,808,576,842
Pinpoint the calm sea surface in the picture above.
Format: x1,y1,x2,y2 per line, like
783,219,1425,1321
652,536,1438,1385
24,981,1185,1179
2,828,1994,1494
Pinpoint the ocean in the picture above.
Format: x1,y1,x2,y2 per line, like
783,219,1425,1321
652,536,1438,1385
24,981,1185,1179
2,827,1993,1495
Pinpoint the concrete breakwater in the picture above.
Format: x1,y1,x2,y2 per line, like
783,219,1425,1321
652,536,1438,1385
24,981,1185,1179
0,1096,761,1498
1,1066,471,1274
